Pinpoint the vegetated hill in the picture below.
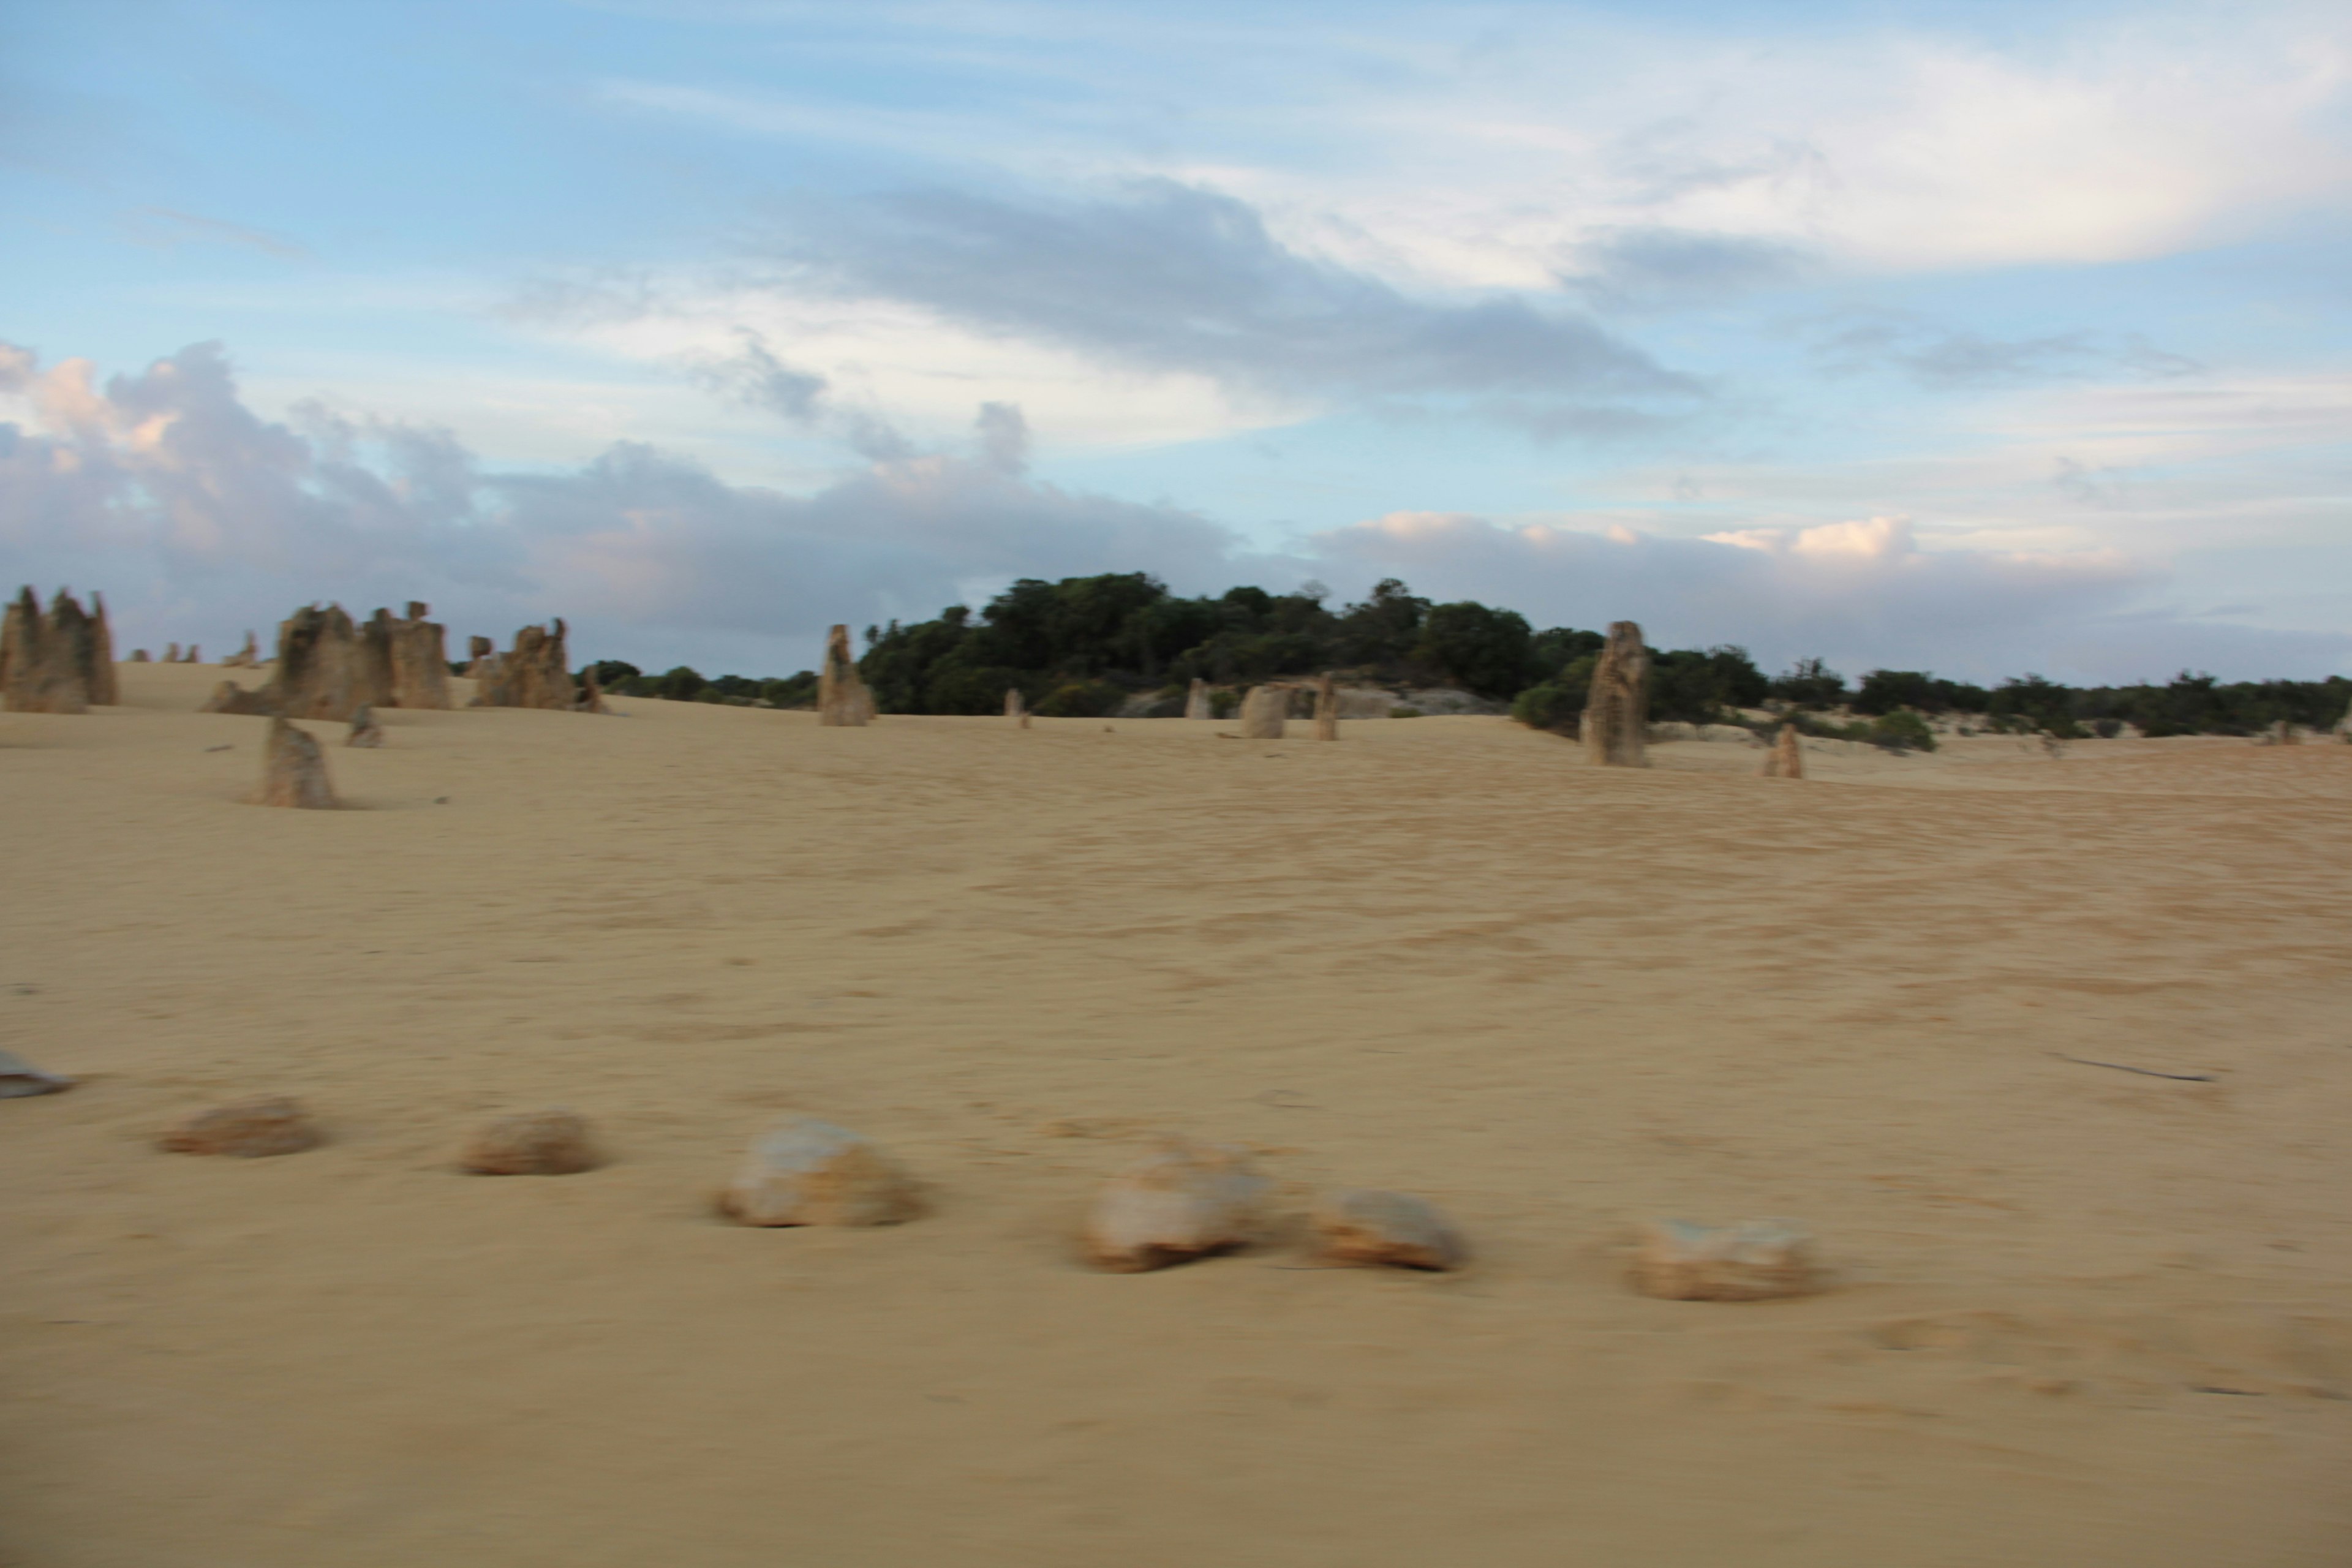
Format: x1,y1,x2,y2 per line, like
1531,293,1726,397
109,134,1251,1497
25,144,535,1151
581,571,2352,737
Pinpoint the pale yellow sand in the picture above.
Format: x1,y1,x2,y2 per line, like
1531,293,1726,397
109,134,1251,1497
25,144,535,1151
5,663,2349,1567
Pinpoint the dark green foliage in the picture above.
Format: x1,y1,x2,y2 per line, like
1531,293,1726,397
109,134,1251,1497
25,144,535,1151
1510,682,1583,734
1853,669,1990,714
585,659,639,688
1649,646,1767,724
1769,658,1847,708
1868,709,1937,752
1415,601,1534,698
1033,679,1125,718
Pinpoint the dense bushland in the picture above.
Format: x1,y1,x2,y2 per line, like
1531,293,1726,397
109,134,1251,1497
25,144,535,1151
579,571,2351,739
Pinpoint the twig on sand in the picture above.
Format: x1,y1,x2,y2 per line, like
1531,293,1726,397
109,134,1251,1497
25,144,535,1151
2051,1052,2215,1082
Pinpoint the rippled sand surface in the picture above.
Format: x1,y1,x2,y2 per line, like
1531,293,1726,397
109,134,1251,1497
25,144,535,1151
6,663,2348,1566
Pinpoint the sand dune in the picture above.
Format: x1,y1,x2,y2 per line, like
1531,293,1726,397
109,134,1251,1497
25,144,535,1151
5,663,2348,1566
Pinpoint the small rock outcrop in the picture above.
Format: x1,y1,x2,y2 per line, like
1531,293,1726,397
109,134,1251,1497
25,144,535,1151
461,1109,597,1175
346,704,385,747
1185,677,1212,721
164,642,181,663
818,625,873,726
0,1048,73,1098
1583,620,1649,768
181,644,200,663
158,1097,322,1157
129,649,151,663
201,680,276,716
262,605,372,720
252,717,337,809
220,631,261,668
1005,687,1026,720
1238,684,1289,741
1312,673,1338,742
468,620,579,709
1759,722,1804,779
1630,1218,1819,1301
1084,1137,1269,1272
1,587,113,713
719,1118,919,1226
466,635,496,676
1313,1189,1468,1270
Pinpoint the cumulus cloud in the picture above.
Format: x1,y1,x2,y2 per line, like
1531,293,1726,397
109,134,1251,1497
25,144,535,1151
3,340,2339,685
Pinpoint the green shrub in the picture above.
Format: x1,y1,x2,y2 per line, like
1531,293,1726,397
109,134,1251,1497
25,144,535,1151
2091,717,2122,739
1868,709,1937,752
1034,679,1124,718
1389,706,1423,718
1210,688,1240,718
1510,683,1583,734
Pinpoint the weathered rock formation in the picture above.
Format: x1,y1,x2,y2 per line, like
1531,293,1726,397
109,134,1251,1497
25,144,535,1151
1005,687,1026,719
461,1109,597,1175
1759,722,1804,779
1313,673,1338,742
221,631,261,668
1238,684,1289,740
1630,1218,1819,1301
466,635,496,675
258,605,371,720
129,649,151,663
1583,620,1649,768
1184,677,1212,721
252,717,337,809
720,1118,919,1226
362,603,451,709
818,625,873,727
1084,1137,1269,1272
201,680,276,716
346,704,385,747
0,1047,74,1098
158,1097,322,1157
164,643,181,663
467,620,580,710
2,587,116,712
1313,1189,1467,1270
181,644,200,663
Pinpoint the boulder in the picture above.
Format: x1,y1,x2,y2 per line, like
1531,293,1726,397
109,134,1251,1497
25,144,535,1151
818,624,872,726
1184,677,1212,721
158,1096,321,1157
468,620,578,709
252,717,337,809
1237,684,1288,740
1,586,107,713
1630,1218,1819,1301
461,1109,597,1175
1312,673,1339,741
346,704,385,747
1583,620,1650,768
719,1118,919,1226
0,1048,73,1098
1084,1136,1269,1271
201,680,276,717
1759,722,1804,779
1313,1189,1467,1270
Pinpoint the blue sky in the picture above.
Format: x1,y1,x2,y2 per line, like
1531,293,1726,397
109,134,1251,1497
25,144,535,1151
4,0,2348,682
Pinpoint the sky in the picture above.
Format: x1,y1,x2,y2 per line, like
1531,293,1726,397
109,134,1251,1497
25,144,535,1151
3,0,2348,684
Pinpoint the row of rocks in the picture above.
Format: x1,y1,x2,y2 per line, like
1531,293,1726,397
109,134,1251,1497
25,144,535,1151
149,1100,1814,1296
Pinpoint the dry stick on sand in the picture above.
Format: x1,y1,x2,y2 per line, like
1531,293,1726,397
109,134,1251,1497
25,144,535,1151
2051,1052,2216,1082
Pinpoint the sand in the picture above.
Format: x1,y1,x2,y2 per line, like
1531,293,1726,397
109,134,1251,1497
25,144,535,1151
4,663,2349,1567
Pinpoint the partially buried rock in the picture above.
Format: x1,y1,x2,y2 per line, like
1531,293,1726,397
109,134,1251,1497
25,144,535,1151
719,1117,919,1226
346,704,385,747
159,1096,321,1157
1631,1218,1819,1301
461,1109,596,1175
1084,1136,1269,1272
202,679,276,716
1313,1189,1467,1270
0,1048,73,1098
252,717,337,808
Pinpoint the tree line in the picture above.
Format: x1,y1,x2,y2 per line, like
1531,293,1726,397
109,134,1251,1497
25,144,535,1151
582,571,2351,739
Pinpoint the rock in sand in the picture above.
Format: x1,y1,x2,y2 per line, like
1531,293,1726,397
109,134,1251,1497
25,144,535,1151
719,1117,919,1226
1630,1218,1819,1300
1084,1136,1269,1271
1313,1189,1467,1270
462,1109,598,1175
158,1097,322,1157
252,717,337,809
0,1049,74,1098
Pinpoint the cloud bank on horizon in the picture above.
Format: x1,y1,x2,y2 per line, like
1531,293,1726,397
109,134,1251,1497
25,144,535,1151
2,0,2348,683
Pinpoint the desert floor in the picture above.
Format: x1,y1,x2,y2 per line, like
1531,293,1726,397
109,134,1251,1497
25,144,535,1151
5,663,2350,1567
